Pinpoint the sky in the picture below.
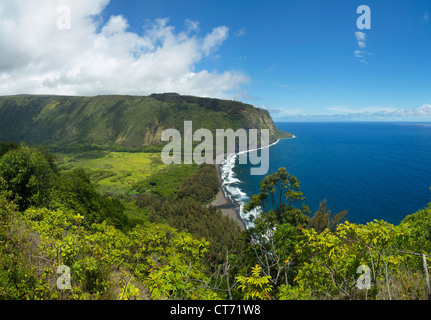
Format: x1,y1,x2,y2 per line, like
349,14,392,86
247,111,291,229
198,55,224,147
0,0,431,121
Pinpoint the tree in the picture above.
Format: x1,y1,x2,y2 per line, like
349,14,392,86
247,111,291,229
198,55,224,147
309,199,348,233
0,145,54,211
400,202,431,254
236,265,273,300
242,221,300,291
295,220,411,299
239,168,310,293
129,224,221,300
244,167,310,227
177,164,219,203
49,168,131,231
0,141,19,158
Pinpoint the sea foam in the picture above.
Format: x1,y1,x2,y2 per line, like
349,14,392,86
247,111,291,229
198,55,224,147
219,139,282,229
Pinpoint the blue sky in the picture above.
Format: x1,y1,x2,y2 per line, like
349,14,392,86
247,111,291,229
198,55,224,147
1,0,431,120
100,0,431,120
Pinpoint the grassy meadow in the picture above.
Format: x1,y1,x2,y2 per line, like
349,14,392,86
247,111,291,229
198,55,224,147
55,151,169,194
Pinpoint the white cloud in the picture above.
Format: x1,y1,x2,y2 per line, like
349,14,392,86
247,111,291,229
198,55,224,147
354,31,369,62
327,106,398,115
184,19,200,33
234,27,247,37
424,12,429,23
101,15,128,35
355,32,366,41
355,31,366,49
314,105,431,119
390,104,431,117
327,106,357,114
0,0,249,98
277,104,431,121
202,26,229,56
267,107,303,118
354,50,364,58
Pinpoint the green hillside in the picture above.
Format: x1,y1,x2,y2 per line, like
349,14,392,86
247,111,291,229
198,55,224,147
0,93,291,149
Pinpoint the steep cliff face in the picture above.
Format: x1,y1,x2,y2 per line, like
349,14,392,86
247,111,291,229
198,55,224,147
0,93,291,148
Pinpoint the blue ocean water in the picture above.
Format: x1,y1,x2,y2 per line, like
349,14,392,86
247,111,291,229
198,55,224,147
222,122,431,227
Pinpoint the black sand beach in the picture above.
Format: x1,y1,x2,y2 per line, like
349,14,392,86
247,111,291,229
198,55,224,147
209,165,247,231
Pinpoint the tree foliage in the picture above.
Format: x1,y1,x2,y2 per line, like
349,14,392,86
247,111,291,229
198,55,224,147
0,189,221,299
236,265,273,300
294,220,411,299
49,168,132,231
136,194,242,265
0,144,54,210
244,167,310,226
177,164,220,203
1,146,431,301
309,199,348,233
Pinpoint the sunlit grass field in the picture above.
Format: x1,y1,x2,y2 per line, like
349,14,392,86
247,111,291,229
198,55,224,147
55,151,168,194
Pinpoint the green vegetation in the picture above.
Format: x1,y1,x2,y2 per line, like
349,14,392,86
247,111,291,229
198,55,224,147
0,93,291,150
55,151,167,194
134,164,241,265
178,164,220,203
236,265,273,300
1,142,431,300
0,143,241,299
0,144,54,211
133,164,201,199
238,169,431,300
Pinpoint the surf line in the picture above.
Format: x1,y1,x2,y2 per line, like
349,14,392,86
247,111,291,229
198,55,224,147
220,137,288,229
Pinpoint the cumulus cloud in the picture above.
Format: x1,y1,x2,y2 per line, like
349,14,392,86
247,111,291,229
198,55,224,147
0,0,249,97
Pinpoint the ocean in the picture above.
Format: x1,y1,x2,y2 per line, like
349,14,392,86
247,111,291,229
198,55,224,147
220,122,431,228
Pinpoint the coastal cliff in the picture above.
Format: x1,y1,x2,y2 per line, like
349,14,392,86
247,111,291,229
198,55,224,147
0,93,290,149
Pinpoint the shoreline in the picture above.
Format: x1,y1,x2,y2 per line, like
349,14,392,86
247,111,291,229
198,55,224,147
210,164,247,231
210,137,295,231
